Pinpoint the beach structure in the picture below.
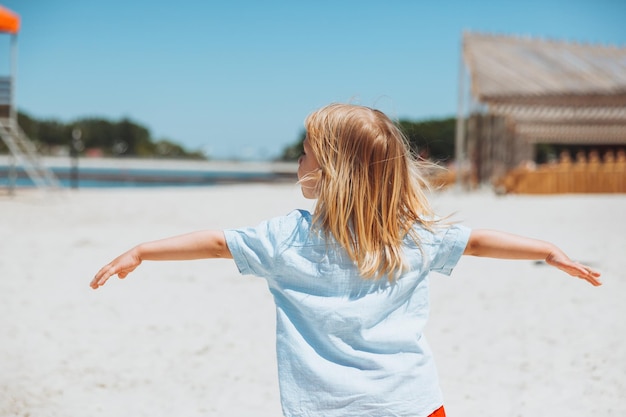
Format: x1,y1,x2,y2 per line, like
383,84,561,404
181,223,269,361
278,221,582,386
0,5,60,192
455,32,626,192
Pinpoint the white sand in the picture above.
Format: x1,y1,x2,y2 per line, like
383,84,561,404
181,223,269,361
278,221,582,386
1,185,624,417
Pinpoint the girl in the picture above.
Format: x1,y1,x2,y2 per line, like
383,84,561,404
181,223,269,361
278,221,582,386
91,103,601,417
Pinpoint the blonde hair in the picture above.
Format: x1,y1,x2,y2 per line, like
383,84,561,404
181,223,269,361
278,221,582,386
304,103,438,280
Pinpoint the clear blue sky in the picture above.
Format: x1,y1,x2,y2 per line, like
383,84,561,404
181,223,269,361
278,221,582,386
1,0,625,160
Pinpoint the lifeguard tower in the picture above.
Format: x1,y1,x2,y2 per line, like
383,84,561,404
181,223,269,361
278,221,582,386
0,5,59,192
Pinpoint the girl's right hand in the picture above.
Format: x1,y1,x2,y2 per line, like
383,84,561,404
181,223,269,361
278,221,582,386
90,248,142,289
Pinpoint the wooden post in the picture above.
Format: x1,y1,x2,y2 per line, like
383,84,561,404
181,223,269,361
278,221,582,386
7,33,17,194
454,38,467,189
9,34,16,126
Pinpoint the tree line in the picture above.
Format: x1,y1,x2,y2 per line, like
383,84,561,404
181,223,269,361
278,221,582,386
280,117,456,163
6,111,205,159
2,111,456,162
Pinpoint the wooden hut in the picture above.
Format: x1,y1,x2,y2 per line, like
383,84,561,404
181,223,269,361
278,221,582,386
456,32,626,190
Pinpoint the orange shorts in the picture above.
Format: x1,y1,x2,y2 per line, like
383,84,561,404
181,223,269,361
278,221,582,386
428,405,446,417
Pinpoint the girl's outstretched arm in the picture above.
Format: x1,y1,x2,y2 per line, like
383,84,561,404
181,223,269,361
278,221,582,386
90,230,232,289
463,229,602,286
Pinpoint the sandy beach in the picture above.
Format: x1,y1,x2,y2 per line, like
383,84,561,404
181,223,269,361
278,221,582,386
1,184,624,417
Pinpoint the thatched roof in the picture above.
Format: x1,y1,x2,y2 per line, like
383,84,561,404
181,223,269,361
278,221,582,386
463,32,626,144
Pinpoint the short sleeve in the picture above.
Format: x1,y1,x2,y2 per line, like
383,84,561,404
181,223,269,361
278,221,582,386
223,210,307,278
429,224,471,275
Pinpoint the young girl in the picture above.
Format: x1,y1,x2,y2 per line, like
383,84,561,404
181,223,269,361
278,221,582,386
90,103,601,417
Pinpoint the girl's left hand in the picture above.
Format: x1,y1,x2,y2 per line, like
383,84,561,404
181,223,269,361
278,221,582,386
546,251,602,286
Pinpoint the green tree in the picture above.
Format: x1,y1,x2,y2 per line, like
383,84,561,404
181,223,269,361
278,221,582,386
115,118,153,156
76,118,116,150
279,129,306,161
398,118,456,162
9,111,204,159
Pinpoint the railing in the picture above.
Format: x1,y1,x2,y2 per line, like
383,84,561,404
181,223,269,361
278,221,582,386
495,150,626,194
0,117,61,191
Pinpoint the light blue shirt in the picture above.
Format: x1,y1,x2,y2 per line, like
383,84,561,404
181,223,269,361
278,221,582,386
224,209,470,417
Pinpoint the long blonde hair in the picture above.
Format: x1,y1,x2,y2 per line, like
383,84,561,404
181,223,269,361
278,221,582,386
304,103,438,280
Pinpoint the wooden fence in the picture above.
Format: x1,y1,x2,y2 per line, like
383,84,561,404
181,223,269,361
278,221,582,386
495,150,626,194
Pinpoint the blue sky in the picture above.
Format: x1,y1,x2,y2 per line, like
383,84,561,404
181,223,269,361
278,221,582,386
1,0,625,160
